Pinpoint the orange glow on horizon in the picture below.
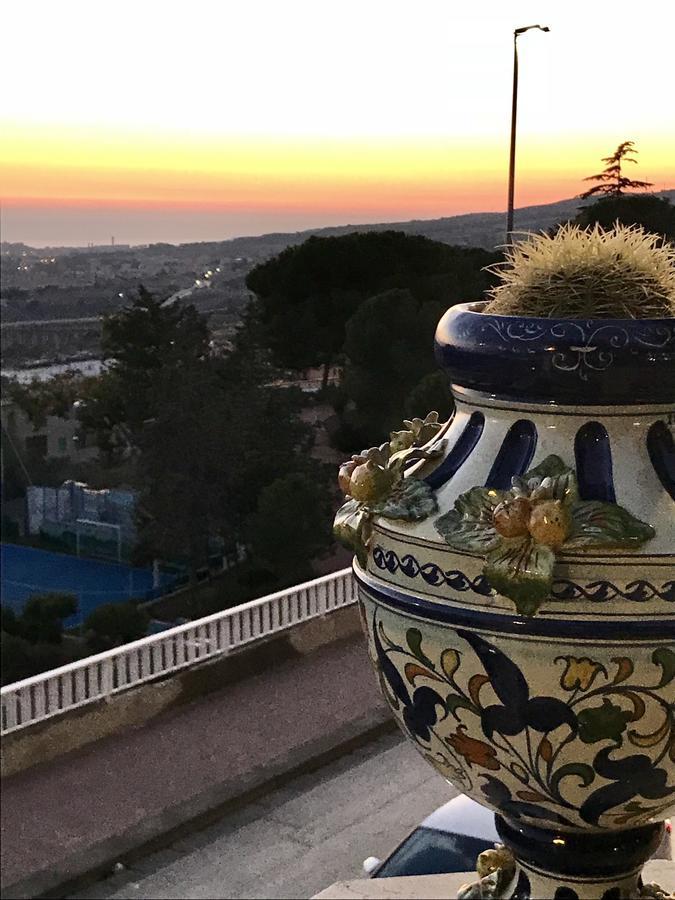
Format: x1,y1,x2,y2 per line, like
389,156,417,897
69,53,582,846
2,0,673,244
2,127,673,222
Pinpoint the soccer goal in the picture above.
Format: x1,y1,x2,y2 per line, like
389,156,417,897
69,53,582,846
75,518,123,563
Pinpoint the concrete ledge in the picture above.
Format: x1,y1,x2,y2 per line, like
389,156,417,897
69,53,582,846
1,631,390,899
6,710,395,900
2,604,361,778
313,872,472,898
312,861,675,899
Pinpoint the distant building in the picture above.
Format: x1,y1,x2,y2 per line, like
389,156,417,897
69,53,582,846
26,480,137,557
0,398,98,464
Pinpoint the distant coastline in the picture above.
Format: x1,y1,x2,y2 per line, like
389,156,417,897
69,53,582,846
5,190,673,253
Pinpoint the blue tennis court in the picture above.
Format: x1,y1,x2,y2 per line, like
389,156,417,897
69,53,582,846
0,543,176,627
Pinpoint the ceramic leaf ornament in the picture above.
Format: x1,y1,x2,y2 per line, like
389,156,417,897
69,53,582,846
435,455,655,615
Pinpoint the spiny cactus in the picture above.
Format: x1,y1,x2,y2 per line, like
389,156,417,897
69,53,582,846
484,223,675,319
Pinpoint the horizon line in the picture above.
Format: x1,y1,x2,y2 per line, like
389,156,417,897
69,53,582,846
3,189,674,251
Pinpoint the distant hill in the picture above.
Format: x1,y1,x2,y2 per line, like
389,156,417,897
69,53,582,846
2,191,673,259
181,190,675,258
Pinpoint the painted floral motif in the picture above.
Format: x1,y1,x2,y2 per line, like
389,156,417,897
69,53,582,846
447,725,501,770
435,455,655,615
558,657,608,691
366,612,675,831
333,411,445,565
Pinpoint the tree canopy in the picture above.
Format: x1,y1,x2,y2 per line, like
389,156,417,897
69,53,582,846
341,289,451,444
70,287,334,581
581,141,653,199
245,472,334,586
78,286,210,458
575,194,675,242
19,592,77,644
246,231,498,382
0,593,79,685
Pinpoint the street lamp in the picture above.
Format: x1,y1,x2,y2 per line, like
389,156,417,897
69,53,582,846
506,24,550,243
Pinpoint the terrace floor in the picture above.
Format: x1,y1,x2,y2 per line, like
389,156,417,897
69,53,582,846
69,731,449,900
65,732,675,900
1,634,391,898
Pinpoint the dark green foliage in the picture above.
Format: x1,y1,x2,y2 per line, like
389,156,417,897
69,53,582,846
0,631,73,686
1,605,21,636
248,232,495,451
20,593,78,644
405,372,453,421
1,516,20,542
340,290,447,445
134,361,229,573
134,340,326,577
0,596,80,683
78,285,210,458
101,285,209,371
247,231,498,379
575,194,675,242
246,471,335,585
0,433,27,500
85,601,150,652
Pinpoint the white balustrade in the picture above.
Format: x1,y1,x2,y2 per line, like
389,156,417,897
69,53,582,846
1,568,355,735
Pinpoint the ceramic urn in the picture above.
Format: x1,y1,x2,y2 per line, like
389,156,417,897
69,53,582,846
336,303,675,899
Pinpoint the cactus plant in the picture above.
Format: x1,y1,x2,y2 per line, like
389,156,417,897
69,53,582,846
484,223,675,319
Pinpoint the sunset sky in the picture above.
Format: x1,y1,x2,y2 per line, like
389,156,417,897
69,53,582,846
2,0,674,246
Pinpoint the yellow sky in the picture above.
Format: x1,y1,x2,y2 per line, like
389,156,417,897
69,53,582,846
1,0,674,244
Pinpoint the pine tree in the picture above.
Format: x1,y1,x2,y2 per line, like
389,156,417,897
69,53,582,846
581,141,653,199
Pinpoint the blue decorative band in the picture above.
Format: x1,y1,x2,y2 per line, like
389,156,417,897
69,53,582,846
434,303,675,404
574,421,616,502
424,411,485,490
647,420,675,502
373,545,492,595
372,546,675,604
495,816,663,880
355,567,675,640
485,418,537,490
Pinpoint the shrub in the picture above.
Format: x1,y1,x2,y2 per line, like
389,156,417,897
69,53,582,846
1,605,21,636
20,592,78,644
85,602,150,652
0,631,72,685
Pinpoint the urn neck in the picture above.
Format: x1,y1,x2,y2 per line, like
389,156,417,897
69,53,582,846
434,388,674,512
450,385,673,419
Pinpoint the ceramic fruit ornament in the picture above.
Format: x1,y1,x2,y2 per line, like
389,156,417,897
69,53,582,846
334,411,446,566
435,454,655,615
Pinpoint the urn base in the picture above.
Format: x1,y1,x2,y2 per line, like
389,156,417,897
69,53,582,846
459,816,667,899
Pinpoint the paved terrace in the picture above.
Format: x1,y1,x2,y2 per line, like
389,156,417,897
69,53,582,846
69,732,450,900
1,630,393,899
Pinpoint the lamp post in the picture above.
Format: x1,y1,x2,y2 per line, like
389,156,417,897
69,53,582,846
506,24,550,244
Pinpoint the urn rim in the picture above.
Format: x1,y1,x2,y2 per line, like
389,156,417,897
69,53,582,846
434,301,675,404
